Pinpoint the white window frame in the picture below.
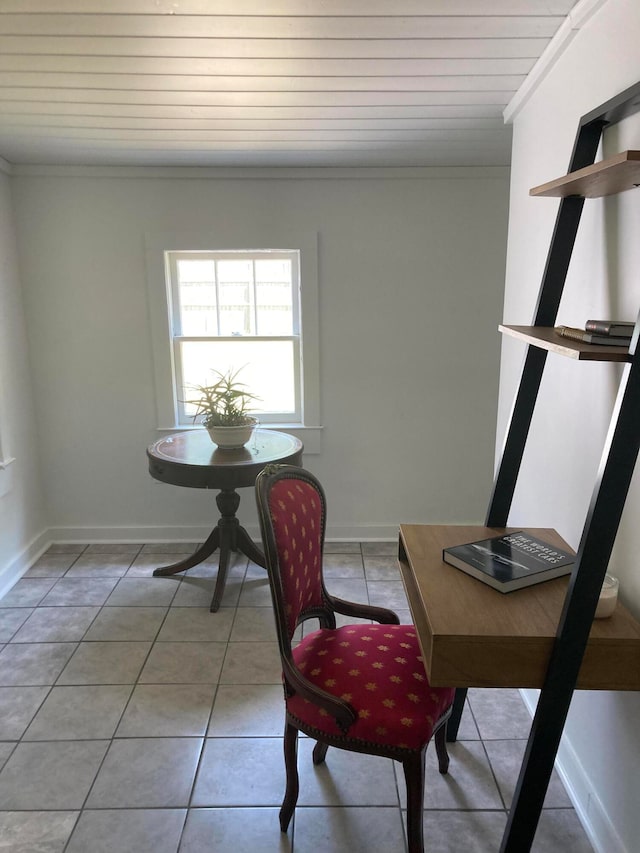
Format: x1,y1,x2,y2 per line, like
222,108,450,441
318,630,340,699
167,249,302,426
145,228,321,452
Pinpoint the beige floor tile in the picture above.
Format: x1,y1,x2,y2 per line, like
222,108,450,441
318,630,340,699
0,579,57,608
41,578,119,607
0,742,16,771
484,739,572,808
0,541,592,853
208,684,285,737
421,810,508,852
0,643,77,686
127,553,194,577
139,641,226,684
23,685,132,741
116,683,216,737
66,809,186,853
365,580,409,610
171,576,241,608
0,740,109,809
105,577,181,607
180,807,291,852
296,738,399,806
83,607,167,641
0,685,50,739
294,806,406,853
65,554,133,578
11,607,99,643
220,642,282,684
57,641,151,685
157,607,234,642
84,544,142,556
361,542,397,556
192,738,285,806
532,809,595,853
45,544,87,555
141,542,201,554
323,554,365,579
86,737,202,808
363,555,401,581
468,688,533,740
0,811,79,852
230,607,277,642
24,553,79,577
324,542,361,554
0,609,32,642
396,740,504,811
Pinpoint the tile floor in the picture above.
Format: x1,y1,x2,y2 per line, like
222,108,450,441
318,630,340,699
0,540,594,853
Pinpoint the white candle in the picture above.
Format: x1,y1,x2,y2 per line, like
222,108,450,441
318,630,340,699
595,574,619,619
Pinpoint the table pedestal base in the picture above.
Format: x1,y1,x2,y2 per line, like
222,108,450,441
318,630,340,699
153,488,266,611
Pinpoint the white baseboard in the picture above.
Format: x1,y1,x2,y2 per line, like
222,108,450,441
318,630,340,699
46,524,216,544
1,523,399,600
46,522,401,544
519,689,627,853
0,529,51,599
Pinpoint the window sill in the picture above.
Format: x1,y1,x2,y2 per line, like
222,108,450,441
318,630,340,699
155,424,323,454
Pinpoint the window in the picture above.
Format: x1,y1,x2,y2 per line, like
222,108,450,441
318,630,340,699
145,228,320,450
166,250,301,425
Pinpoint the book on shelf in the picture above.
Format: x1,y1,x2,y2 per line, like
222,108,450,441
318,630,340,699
554,325,631,346
442,531,574,593
585,319,634,337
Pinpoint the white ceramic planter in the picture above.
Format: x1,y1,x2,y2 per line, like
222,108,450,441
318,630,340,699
206,417,259,449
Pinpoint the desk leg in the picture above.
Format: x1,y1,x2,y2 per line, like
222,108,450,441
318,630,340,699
446,688,467,742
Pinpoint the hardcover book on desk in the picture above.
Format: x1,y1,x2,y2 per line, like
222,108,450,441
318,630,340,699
442,531,574,593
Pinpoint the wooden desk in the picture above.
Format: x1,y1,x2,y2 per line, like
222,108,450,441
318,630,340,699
147,428,303,611
398,524,640,691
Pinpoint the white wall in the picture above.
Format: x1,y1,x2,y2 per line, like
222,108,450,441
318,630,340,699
10,167,508,542
499,1,640,850
0,168,46,595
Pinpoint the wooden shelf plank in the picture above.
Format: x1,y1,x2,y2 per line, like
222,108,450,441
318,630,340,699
399,525,640,691
499,324,631,362
530,150,640,198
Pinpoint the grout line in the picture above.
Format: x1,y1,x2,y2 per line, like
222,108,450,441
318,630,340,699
0,542,592,852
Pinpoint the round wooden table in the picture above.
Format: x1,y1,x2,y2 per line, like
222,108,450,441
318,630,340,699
147,428,303,611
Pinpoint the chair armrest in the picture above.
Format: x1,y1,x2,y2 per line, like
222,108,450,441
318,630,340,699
282,657,357,733
329,595,400,625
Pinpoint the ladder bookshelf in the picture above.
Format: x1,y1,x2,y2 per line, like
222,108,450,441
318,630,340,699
481,83,640,853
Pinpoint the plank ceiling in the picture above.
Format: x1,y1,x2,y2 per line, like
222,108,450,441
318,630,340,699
0,0,580,168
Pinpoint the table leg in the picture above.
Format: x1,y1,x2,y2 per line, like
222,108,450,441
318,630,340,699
208,488,266,611
153,488,266,612
152,526,221,576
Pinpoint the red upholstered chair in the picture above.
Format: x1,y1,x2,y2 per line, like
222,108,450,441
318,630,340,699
255,465,455,853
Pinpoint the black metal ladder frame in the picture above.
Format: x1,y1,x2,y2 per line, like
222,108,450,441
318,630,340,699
460,80,640,853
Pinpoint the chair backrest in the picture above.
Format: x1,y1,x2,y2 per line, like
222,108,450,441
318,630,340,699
256,465,332,647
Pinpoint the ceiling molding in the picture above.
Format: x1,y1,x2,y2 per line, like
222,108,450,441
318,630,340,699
9,163,510,181
503,0,608,124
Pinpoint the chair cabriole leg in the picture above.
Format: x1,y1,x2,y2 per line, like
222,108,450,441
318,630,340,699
312,740,329,765
434,722,450,774
279,721,299,832
403,752,426,853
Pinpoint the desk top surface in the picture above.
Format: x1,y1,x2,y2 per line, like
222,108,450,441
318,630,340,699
147,428,303,490
399,524,640,690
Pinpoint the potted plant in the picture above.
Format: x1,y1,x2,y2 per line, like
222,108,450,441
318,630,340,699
185,367,260,449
